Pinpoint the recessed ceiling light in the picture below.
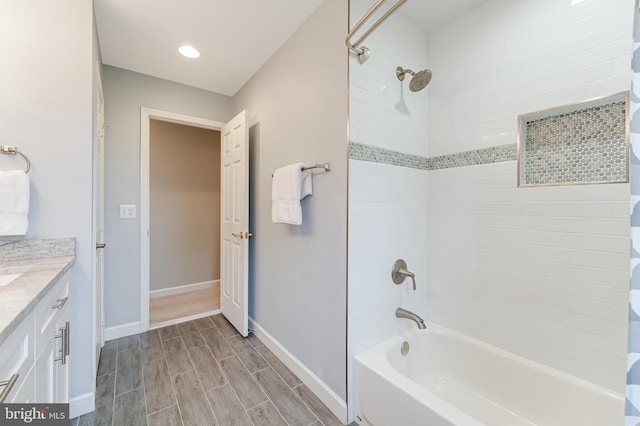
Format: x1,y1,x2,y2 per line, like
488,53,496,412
178,45,200,59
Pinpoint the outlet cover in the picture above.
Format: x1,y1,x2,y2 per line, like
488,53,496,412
119,204,136,219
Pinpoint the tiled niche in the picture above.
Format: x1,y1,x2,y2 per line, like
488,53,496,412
517,92,629,187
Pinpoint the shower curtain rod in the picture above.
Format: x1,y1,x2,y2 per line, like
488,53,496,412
345,0,407,64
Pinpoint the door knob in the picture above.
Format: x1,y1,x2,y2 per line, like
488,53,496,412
96,243,106,249
232,232,244,239
244,232,253,239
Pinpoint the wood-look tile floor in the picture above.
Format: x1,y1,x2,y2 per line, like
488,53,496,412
149,285,220,327
72,314,343,426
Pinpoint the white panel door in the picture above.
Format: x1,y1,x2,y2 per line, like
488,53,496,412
220,110,249,336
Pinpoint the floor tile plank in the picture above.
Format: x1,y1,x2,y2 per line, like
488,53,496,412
147,405,182,426
247,333,264,349
257,345,302,388
178,321,206,349
140,329,164,363
199,326,235,360
117,334,140,352
209,314,239,338
158,325,180,341
192,316,213,330
78,372,114,426
219,356,268,409
143,358,176,414
247,401,288,426
227,335,268,373
162,336,194,376
189,345,227,391
173,370,217,425
293,384,343,426
114,387,147,426
254,367,316,426
96,340,118,377
205,384,253,426
115,349,142,396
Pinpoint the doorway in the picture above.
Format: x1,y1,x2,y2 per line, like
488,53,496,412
140,108,226,330
148,119,221,327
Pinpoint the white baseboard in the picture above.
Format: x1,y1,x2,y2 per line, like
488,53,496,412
150,280,219,299
69,391,95,418
104,321,142,341
249,317,348,424
150,309,221,330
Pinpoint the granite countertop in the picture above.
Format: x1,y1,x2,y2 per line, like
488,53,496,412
0,239,75,345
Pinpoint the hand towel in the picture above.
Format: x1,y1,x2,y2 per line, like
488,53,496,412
272,163,313,225
0,170,30,236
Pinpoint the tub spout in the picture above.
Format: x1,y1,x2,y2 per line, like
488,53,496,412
395,308,426,329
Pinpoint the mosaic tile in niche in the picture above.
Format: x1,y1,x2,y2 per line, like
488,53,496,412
520,100,628,186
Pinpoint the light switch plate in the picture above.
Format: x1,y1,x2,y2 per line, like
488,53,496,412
119,204,136,219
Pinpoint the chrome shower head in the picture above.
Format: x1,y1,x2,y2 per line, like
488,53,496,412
396,66,432,92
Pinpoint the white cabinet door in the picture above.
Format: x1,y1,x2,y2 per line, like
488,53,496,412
0,311,34,404
9,367,35,403
35,334,57,403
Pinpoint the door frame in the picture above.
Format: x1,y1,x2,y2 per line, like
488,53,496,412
95,68,105,366
140,107,226,331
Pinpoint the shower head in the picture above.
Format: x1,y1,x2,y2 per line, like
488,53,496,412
396,66,432,92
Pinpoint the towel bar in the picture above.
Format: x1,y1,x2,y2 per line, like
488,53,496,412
0,146,30,173
272,163,330,177
302,163,331,172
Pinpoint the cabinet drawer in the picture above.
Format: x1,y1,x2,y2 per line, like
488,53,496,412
35,271,70,353
0,310,34,403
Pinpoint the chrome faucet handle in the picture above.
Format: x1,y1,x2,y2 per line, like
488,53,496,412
392,259,416,290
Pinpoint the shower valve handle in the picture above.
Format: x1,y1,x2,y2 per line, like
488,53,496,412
392,259,417,290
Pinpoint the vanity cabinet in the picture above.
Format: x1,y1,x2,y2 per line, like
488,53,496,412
0,270,70,404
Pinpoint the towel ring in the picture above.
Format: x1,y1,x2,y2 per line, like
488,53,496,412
0,146,30,174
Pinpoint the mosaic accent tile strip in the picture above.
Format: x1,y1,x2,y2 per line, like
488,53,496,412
349,141,516,170
349,141,428,170
426,144,516,170
521,100,627,186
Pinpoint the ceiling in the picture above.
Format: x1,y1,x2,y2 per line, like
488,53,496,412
94,0,483,98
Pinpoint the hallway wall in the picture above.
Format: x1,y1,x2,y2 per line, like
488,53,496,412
102,66,233,329
232,0,348,407
150,120,220,293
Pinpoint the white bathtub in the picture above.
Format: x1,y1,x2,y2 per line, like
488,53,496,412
354,323,624,425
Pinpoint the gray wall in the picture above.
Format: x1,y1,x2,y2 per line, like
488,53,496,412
232,0,348,400
102,66,233,327
0,0,97,413
150,120,220,291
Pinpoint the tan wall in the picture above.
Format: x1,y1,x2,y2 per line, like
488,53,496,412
150,119,220,291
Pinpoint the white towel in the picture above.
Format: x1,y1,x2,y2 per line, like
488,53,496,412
0,170,30,236
272,163,313,225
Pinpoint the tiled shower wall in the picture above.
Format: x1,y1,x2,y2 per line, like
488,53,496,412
347,0,429,416
426,0,633,393
428,0,633,157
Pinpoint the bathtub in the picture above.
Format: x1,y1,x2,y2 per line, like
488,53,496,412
354,323,624,425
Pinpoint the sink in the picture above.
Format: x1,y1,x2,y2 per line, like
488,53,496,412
0,266,31,287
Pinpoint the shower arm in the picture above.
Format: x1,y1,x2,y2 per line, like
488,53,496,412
346,0,407,64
